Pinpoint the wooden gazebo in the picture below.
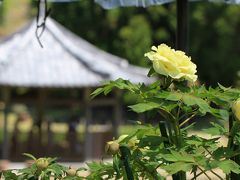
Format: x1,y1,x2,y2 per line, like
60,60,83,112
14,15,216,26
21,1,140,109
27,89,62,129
0,17,151,160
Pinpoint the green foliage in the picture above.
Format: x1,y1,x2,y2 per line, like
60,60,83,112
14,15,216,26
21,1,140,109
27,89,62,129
1,154,88,179
89,75,240,179
190,2,240,86
50,1,174,68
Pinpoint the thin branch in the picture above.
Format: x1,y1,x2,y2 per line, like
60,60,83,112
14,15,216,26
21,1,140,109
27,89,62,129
210,170,224,180
198,167,211,180
180,113,196,127
179,108,198,121
190,171,204,180
36,0,51,48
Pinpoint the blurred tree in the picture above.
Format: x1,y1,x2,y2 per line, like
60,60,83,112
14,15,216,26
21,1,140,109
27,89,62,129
190,2,240,86
50,1,174,67
0,0,30,37
118,15,151,66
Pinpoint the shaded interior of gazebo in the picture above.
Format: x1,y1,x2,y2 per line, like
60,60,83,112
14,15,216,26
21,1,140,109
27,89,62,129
0,86,122,161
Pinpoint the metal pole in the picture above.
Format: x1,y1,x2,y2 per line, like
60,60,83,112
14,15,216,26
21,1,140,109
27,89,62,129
176,0,189,52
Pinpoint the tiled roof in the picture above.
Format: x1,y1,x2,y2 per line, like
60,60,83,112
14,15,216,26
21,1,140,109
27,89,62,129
0,18,151,88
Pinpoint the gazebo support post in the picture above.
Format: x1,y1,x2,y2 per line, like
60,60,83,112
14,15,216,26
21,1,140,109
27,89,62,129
1,87,11,159
84,88,92,160
176,0,189,52
113,90,122,137
36,89,47,151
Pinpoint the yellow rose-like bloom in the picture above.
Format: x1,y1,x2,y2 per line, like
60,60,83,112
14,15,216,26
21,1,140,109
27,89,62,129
144,44,198,82
232,98,240,121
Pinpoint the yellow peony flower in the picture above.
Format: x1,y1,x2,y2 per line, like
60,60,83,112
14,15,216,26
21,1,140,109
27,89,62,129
232,98,240,121
144,44,198,82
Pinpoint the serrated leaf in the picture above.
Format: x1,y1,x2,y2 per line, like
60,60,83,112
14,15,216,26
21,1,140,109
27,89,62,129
156,91,182,101
182,94,210,114
166,92,182,101
47,163,64,176
203,122,227,136
138,135,165,148
218,83,232,91
23,153,37,160
162,162,193,174
113,155,121,178
2,171,18,180
218,160,240,174
129,102,160,113
90,87,104,99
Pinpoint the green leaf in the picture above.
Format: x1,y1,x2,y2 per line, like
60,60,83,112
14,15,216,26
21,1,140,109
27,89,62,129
47,163,65,177
182,94,210,114
218,83,232,91
165,92,182,101
22,153,37,160
203,122,227,136
90,87,104,99
161,151,194,163
162,162,193,174
218,160,240,174
210,108,229,120
138,135,165,148
2,171,18,180
156,91,182,101
113,155,121,178
147,67,157,77
129,102,160,113
212,147,226,160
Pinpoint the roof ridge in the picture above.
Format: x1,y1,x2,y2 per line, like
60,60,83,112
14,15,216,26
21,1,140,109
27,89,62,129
48,18,130,67
45,18,110,79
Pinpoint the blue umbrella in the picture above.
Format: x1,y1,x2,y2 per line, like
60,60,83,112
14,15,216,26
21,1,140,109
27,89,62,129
95,0,240,9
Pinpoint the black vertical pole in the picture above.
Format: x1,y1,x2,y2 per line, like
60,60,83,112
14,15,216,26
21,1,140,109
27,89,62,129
176,0,189,52
175,3,189,180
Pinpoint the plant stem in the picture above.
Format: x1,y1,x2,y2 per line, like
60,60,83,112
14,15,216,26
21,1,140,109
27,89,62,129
198,167,211,180
173,117,181,148
227,117,240,179
158,121,169,147
180,113,196,127
119,146,134,180
210,170,224,180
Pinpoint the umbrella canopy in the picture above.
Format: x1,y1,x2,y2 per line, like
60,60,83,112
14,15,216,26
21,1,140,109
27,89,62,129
95,0,240,9
42,0,240,8
0,18,151,88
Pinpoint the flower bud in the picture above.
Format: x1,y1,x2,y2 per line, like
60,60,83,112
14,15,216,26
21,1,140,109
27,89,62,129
128,138,139,149
66,167,77,176
105,141,119,155
35,158,49,170
233,98,240,121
